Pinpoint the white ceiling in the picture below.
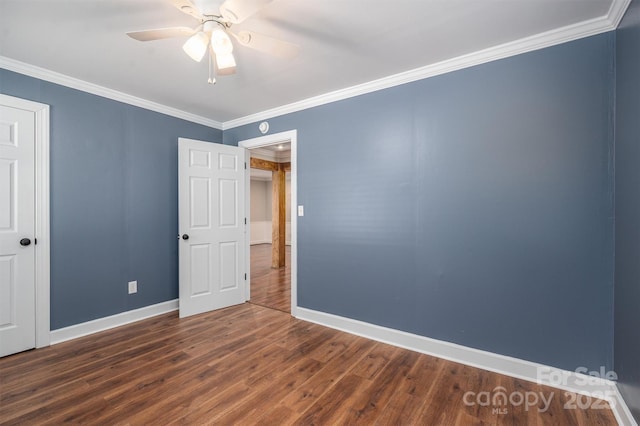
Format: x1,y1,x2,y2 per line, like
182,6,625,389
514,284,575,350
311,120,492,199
0,0,622,125
255,142,290,153
250,142,291,162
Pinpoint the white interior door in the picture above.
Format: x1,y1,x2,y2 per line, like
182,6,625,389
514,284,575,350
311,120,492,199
178,138,247,318
0,104,36,357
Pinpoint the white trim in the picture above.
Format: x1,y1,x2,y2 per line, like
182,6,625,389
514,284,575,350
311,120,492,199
251,240,292,246
1,0,629,132
244,147,251,302
0,94,51,349
609,0,634,28
50,299,178,345
222,0,630,130
34,102,50,348
239,130,298,316
295,307,634,425
611,386,639,426
0,56,222,130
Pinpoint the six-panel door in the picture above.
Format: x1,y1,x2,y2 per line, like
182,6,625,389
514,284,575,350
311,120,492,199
178,138,246,318
0,105,36,357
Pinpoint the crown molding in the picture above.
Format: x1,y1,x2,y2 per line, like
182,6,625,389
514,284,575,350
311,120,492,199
222,0,630,130
608,0,633,27
0,56,223,130
1,0,630,132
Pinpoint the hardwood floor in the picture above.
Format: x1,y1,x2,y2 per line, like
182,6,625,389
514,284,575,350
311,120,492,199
250,243,290,313
0,303,616,425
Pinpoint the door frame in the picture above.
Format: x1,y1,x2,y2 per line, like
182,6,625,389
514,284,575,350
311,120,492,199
239,130,297,316
0,94,50,348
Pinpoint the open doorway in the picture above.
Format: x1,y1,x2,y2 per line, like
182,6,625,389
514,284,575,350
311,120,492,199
239,130,298,316
248,144,291,312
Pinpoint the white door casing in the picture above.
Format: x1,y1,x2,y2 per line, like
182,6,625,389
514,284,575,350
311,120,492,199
0,94,50,357
178,138,247,318
239,130,298,316
0,104,35,357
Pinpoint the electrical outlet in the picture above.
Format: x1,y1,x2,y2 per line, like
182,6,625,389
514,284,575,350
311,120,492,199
128,280,137,294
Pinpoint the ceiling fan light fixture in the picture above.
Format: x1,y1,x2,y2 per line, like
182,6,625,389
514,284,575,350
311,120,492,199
128,0,291,83
216,52,236,70
182,31,209,62
210,28,234,55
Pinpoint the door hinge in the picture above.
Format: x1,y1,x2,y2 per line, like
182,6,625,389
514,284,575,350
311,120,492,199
34,238,37,245
244,162,247,169
244,217,247,225
244,273,247,280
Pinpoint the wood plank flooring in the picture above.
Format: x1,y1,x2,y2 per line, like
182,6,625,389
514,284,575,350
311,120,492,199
250,243,290,313
0,303,616,425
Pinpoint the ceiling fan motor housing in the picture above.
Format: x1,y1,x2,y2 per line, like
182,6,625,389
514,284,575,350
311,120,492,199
191,0,223,17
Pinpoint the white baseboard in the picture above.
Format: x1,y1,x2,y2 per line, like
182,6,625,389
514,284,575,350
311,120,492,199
251,239,271,245
250,240,292,246
50,299,178,345
45,301,636,425
611,386,639,426
249,218,292,247
295,307,635,425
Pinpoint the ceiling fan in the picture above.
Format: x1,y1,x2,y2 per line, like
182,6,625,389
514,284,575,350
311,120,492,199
127,0,299,82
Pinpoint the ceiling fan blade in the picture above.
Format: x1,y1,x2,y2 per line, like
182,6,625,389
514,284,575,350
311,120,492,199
231,30,299,59
127,27,195,41
168,0,204,20
219,0,273,24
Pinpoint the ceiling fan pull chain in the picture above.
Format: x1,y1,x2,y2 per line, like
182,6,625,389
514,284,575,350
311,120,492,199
208,48,217,85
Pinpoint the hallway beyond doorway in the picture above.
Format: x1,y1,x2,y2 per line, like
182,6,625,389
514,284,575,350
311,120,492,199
250,244,291,313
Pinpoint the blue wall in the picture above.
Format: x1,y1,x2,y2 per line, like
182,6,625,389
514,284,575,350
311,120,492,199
615,0,640,420
0,69,221,329
224,33,616,372
0,30,620,374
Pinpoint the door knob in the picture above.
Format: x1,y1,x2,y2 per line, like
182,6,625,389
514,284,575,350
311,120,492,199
182,234,189,240
20,238,31,246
